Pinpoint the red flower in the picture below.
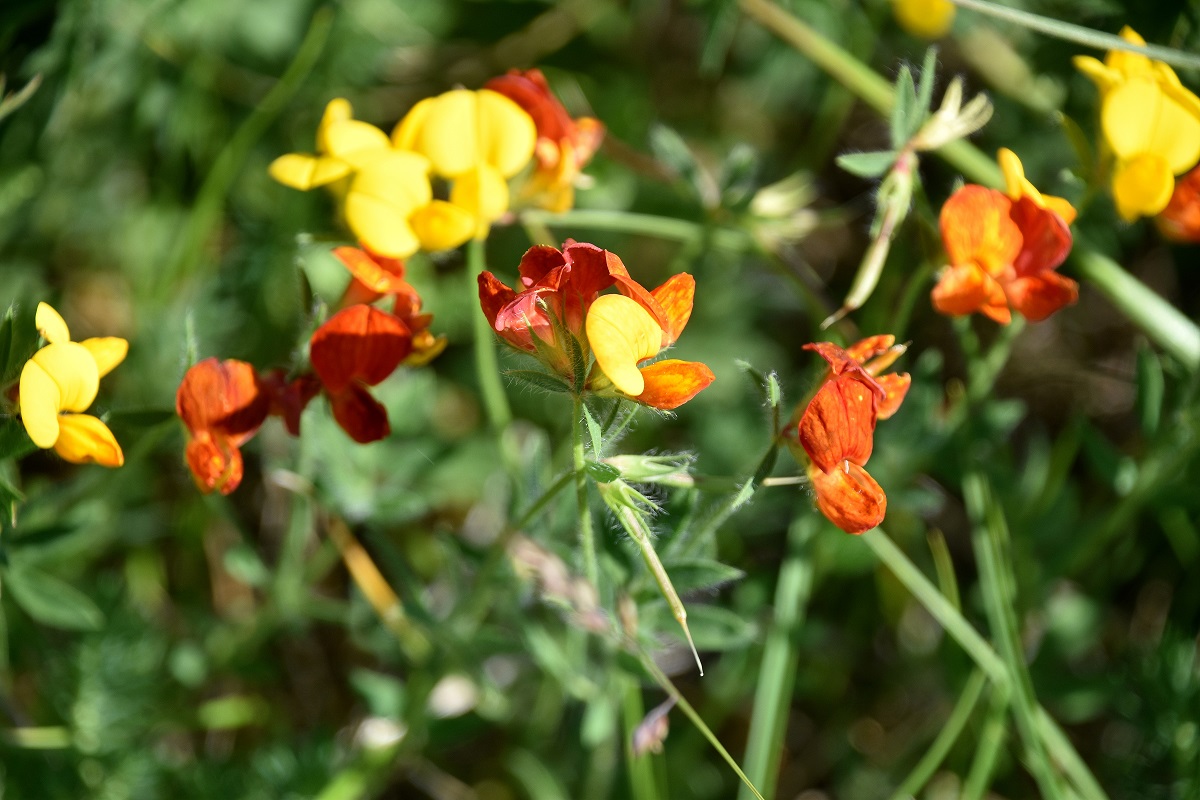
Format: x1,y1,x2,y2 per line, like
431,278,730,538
932,185,1077,324
333,246,445,364
795,338,909,534
309,304,412,443
1157,164,1200,243
484,69,604,213
176,358,270,495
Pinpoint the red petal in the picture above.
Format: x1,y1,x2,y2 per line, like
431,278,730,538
261,371,321,436
517,244,567,286
1009,196,1072,277
940,185,1022,275
185,432,245,495
310,305,411,393
176,358,269,443
634,359,714,409
650,273,696,347
329,384,390,443
484,69,575,155
807,460,886,534
1004,272,1080,322
798,373,878,472
478,271,519,331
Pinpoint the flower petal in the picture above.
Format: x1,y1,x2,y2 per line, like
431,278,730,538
477,89,538,178
268,154,351,190
807,460,886,534
1004,272,1080,322
322,119,392,169
176,358,269,443
940,185,1022,276
798,372,878,473
185,432,243,494
309,305,411,394
80,337,128,379
650,273,696,347
328,384,390,444
1157,165,1200,242
635,359,714,409
54,414,123,467
449,165,510,230
35,302,70,344
19,358,61,448
931,264,1010,324
1112,153,1175,221
586,294,663,396
31,342,99,413
1009,196,1072,276
410,200,476,252
333,246,407,294
874,373,911,420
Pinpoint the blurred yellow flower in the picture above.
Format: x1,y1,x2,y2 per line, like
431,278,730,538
1074,28,1200,221
20,303,127,467
891,0,955,39
393,89,536,236
268,99,391,190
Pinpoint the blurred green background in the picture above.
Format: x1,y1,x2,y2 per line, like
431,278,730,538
1,0,1199,797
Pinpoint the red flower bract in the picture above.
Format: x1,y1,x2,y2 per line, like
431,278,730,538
176,358,270,495
309,304,412,443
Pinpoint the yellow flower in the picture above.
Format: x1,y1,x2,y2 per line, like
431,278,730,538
890,0,955,39
392,89,536,236
1074,28,1200,221
20,303,127,467
269,99,475,257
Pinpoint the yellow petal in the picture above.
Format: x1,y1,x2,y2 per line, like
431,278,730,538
54,414,124,467
35,302,70,344
1107,27,1153,78
268,153,351,190
1073,55,1119,93
586,294,663,396
405,90,480,177
1103,77,1200,172
343,151,432,257
32,342,99,413
410,200,476,252
19,358,62,448
998,148,1038,202
450,166,510,231
321,119,392,169
315,98,354,152
391,96,436,153
344,194,421,258
891,0,955,39
1113,153,1174,220
80,337,128,378
476,89,536,178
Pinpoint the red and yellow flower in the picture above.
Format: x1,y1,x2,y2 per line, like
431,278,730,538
20,303,127,467
485,69,605,213
794,337,909,534
176,358,271,495
933,151,1077,324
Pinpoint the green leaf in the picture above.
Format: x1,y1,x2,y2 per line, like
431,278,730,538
504,370,572,396
836,151,898,179
719,142,759,211
1135,343,1165,436
4,563,104,630
0,418,36,462
582,404,603,456
658,558,745,594
915,47,939,128
890,65,916,149
766,373,781,410
584,460,621,484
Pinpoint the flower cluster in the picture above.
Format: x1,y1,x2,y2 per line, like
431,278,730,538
791,336,910,534
478,241,714,410
1074,27,1200,221
932,149,1078,324
18,303,128,467
270,72,603,258
175,247,438,494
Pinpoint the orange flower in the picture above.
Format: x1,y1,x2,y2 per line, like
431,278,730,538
1157,164,1200,243
796,338,909,534
332,246,446,365
932,184,1077,324
308,304,412,443
176,359,271,495
484,69,604,213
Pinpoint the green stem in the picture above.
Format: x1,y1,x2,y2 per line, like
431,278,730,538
1037,707,1111,800
163,7,333,292
468,238,513,431
861,529,1008,685
948,0,1200,71
739,518,816,800
573,394,599,587
638,654,765,800
521,209,751,251
963,472,1064,800
961,683,1011,800
889,670,987,800
622,681,662,800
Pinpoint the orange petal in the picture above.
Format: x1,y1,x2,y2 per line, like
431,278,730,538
634,359,714,409
649,273,696,347
1009,196,1072,277
807,460,886,534
939,185,1022,275
798,373,878,473
932,264,1010,323
875,373,911,420
333,246,407,294
329,384,390,443
185,431,244,495
844,335,896,365
309,305,411,394
1004,272,1079,322
176,358,269,444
